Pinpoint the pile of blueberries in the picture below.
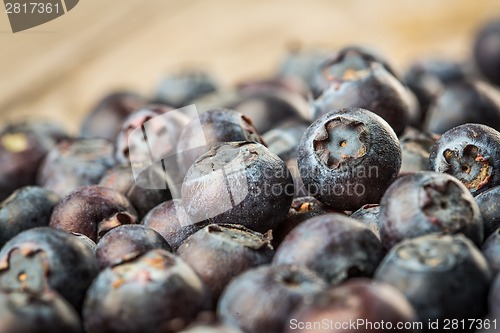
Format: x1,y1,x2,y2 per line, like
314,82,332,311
0,19,500,333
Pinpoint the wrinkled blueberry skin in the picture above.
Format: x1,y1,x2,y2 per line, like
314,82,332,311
95,225,171,269
399,128,438,173
114,104,189,166
142,199,206,252
474,20,500,86
83,249,210,333
229,88,309,133
178,224,273,300
218,265,327,333
0,186,59,248
81,92,147,141
475,186,500,237
481,229,500,275
424,81,500,134
0,121,67,201
177,108,265,175
298,108,401,211
49,185,138,242
0,290,82,333
153,69,218,108
182,141,294,233
272,196,339,248
273,214,385,285
0,227,99,312
379,172,483,249
99,165,171,219
350,204,381,239
311,46,399,98
37,138,116,197
375,234,492,325
429,123,500,196
286,278,419,333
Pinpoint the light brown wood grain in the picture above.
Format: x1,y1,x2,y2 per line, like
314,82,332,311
0,0,498,133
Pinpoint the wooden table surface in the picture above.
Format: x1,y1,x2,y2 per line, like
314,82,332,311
0,0,499,134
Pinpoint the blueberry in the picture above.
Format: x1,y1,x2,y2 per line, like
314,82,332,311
0,227,99,312
429,123,500,196
80,91,147,141
49,185,138,242
424,81,500,134
95,225,171,269
218,264,327,333
153,69,218,108
176,108,265,175
311,47,410,135
37,138,115,197
375,234,492,323
273,214,385,285
489,274,500,319
298,108,401,210
178,224,273,300
0,290,82,333
475,185,500,237
262,121,309,162
399,128,438,173
474,19,500,86
181,141,294,232
285,278,419,333
350,204,381,239
272,196,339,248
141,199,205,252
379,172,483,249
99,164,171,219
83,249,210,333
0,186,59,248
0,121,66,200
481,228,500,275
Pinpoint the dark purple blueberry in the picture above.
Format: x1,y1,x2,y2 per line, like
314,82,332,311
285,278,419,333
181,141,294,233
99,164,171,219
177,224,273,300
229,87,309,133
481,229,500,275
153,69,218,108
142,199,205,252
350,204,381,239
176,108,265,175
114,104,189,166
399,127,438,173
476,186,500,237
424,80,500,134
83,249,210,333
311,45,399,98
429,123,500,196
0,290,82,333
379,172,483,249
37,138,115,197
80,91,147,141
311,47,410,135
474,20,500,86
95,225,171,269
262,121,309,162
0,186,59,248
489,274,500,318
272,196,339,248
0,121,66,201
298,108,401,210
218,264,327,333
273,214,385,285
0,227,99,312
375,234,492,323
49,185,138,242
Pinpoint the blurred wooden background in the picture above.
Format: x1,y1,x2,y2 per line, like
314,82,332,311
0,0,499,134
